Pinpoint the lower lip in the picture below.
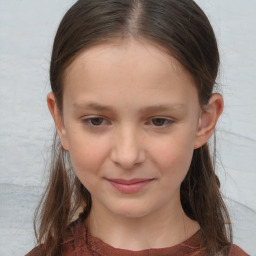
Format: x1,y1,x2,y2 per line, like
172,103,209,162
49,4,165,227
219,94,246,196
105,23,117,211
107,179,154,194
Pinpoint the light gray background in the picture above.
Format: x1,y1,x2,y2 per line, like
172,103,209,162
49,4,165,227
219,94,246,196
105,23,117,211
0,1,255,255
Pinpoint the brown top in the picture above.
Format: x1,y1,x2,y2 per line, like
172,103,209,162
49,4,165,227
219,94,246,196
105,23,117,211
26,218,249,256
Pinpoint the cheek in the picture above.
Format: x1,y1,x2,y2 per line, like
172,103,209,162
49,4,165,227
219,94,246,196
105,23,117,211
150,133,195,179
66,130,110,178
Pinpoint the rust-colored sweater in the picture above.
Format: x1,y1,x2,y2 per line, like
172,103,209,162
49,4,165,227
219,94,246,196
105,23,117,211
26,218,248,256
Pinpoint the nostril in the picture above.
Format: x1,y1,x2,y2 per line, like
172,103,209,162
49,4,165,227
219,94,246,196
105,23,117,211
110,146,146,169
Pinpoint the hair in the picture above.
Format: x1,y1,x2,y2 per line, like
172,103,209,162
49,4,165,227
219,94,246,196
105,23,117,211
34,0,232,255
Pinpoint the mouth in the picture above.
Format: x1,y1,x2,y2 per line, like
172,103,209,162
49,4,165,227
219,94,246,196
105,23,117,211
105,178,155,194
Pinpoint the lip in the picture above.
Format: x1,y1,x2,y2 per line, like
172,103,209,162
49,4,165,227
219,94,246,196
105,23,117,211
106,178,155,194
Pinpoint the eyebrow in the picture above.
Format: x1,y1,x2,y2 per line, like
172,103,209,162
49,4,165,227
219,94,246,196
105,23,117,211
73,102,185,114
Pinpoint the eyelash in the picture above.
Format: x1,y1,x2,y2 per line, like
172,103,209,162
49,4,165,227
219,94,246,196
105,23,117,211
82,117,109,127
82,116,173,128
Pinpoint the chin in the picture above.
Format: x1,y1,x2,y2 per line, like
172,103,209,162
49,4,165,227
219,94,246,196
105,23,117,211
109,201,154,219
114,209,150,219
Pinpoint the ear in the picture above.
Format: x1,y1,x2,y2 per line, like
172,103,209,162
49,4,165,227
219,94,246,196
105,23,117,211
47,92,69,150
194,93,224,149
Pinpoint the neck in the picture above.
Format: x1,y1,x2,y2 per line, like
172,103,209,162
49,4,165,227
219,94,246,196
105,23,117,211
85,198,199,250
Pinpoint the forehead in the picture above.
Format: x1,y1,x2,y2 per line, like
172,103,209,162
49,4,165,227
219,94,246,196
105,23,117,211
62,38,199,111
64,38,194,85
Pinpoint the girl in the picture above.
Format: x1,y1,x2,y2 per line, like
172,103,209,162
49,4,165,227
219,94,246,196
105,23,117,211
27,0,249,255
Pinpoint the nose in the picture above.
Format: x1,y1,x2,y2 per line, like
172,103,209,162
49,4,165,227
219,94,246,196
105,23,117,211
110,126,146,169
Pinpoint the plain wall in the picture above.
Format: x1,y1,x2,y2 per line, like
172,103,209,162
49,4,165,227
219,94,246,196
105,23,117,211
0,1,255,255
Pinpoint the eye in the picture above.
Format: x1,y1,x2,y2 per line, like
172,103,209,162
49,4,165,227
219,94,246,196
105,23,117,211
82,117,108,127
150,118,172,127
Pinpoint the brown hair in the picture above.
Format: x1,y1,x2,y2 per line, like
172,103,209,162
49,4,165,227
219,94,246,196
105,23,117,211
34,0,232,255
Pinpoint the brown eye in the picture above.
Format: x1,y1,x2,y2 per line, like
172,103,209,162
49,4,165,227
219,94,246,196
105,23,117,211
151,118,170,127
89,117,105,126
82,117,107,127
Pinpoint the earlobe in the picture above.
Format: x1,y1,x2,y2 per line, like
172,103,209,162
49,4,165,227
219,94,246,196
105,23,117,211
47,92,69,150
194,93,224,149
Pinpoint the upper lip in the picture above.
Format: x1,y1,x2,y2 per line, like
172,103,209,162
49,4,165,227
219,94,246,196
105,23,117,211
106,178,154,185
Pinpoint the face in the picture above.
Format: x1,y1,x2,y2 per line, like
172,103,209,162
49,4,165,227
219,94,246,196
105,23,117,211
54,39,207,219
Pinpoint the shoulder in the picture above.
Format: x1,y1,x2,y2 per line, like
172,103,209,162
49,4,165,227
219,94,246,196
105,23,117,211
229,244,249,256
25,218,84,256
25,246,43,256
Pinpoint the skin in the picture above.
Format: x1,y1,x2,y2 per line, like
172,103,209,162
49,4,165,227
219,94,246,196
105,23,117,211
48,38,223,250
